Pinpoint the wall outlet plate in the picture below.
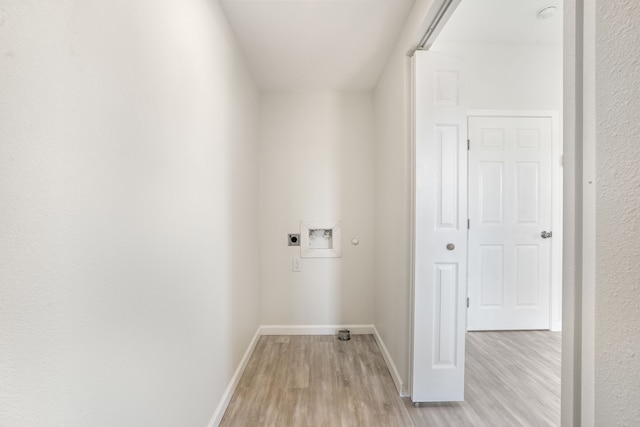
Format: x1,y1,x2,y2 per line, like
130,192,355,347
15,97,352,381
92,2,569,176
288,233,300,246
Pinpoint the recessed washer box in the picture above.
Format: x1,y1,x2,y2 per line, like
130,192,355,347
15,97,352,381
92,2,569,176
300,220,341,258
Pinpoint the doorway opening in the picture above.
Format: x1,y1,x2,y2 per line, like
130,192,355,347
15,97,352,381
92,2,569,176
410,1,565,422
430,0,564,334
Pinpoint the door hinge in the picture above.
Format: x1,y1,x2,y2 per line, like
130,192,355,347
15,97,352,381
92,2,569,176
467,139,470,150
467,219,470,229
467,297,470,308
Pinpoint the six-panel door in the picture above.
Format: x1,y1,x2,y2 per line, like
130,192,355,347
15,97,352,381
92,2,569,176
467,116,552,331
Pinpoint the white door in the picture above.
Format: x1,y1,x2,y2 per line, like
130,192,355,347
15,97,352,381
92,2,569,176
412,50,467,402
467,116,553,331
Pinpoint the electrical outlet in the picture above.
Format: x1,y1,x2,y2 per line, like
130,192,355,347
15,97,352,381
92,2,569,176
288,233,300,246
292,257,301,272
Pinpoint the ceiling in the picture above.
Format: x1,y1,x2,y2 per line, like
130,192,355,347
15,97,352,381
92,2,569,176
435,0,563,45
220,0,416,91
220,0,563,91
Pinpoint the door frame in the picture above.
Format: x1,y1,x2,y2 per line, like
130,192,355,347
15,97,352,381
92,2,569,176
467,110,563,332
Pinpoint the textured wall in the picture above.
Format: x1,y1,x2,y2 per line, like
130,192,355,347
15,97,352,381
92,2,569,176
595,1,640,425
0,1,260,425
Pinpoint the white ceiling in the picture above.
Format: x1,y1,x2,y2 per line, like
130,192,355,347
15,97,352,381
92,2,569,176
220,0,563,91
435,0,563,45
220,0,416,91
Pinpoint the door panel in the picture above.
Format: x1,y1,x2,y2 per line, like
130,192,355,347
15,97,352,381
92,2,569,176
433,263,459,367
412,51,467,402
515,245,539,306
480,244,504,307
468,116,552,331
479,162,504,224
437,125,461,228
516,162,540,223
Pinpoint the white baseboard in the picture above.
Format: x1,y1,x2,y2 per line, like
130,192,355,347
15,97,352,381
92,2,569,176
207,328,261,427
372,326,405,396
260,324,375,335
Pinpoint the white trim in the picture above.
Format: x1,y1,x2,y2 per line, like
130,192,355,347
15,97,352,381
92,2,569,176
468,109,559,118
207,328,261,427
260,324,374,336
407,53,417,399
467,109,563,332
580,0,596,423
373,326,407,397
412,0,463,53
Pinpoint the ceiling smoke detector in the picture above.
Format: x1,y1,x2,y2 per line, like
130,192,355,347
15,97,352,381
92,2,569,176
537,5,557,19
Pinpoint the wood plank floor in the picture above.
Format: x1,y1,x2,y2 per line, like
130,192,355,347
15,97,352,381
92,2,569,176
406,331,561,427
220,331,561,427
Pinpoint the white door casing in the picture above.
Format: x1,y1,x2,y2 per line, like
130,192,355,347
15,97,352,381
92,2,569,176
412,50,467,402
467,116,553,331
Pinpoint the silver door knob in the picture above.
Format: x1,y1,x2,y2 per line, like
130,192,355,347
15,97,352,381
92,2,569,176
446,243,455,250
541,231,552,239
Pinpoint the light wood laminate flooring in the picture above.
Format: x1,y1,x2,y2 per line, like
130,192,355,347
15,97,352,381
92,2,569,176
220,331,561,427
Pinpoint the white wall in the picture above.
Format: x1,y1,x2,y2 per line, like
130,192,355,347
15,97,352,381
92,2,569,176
259,92,375,326
430,42,563,111
373,0,436,394
0,1,260,426
594,1,640,424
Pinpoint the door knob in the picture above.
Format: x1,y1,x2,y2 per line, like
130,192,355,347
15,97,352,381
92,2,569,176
446,243,455,250
541,231,552,239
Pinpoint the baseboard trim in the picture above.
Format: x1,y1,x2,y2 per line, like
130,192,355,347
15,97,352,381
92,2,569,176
260,324,375,336
207,327,261,427
372,326,405,396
